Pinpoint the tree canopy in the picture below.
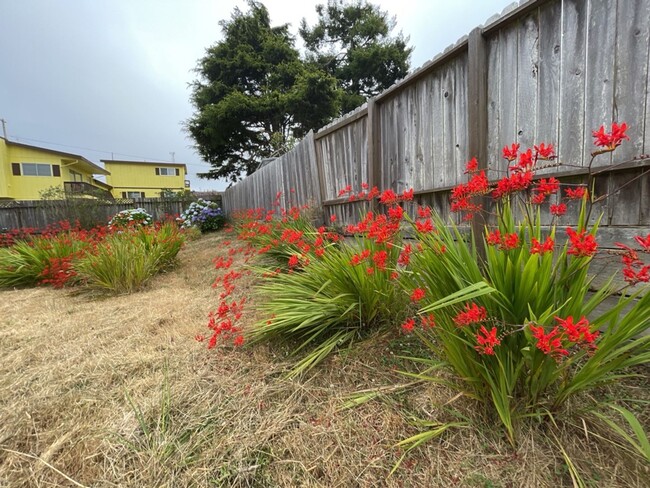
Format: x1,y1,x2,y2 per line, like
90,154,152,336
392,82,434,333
186,1,340,182
300,0,412,114
187,0,411,182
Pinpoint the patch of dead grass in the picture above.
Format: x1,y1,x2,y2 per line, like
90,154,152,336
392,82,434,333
0,232,648,487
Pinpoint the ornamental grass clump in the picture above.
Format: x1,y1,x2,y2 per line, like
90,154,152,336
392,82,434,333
75,223,185,294
399,123,650,457
0,224,105,288
245,189,445,377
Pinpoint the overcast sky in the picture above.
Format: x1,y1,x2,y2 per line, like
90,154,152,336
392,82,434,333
0,0,516,192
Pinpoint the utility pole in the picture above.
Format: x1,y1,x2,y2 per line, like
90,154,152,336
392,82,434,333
0,118,7,139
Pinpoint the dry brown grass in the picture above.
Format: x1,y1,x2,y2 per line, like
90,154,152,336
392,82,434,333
0,232,648,487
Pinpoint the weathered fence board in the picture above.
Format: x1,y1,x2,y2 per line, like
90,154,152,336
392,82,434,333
613,0,650,164
222,0,650,242
535,0,562,175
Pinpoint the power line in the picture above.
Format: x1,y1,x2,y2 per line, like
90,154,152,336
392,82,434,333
10,134,211,170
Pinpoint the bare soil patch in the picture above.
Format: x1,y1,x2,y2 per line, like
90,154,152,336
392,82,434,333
0,232,647,487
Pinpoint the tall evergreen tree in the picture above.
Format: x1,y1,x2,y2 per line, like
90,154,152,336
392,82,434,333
300,0,412,114
186,1,339,182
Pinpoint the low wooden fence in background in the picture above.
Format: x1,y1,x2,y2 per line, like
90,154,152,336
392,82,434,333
0,198,189,230
222,0,650,248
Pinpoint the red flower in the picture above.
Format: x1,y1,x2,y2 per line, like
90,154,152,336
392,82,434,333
634,233,650,252
492,171,533,199
487,229,502,246
564,187,587,200
486,230,518,250
420,314,435,328
379,189,398,205
401,318,415,333
502,233,519,250
623,265,650,285
415,219,434,233
350,249,371,266
454,303,487,327
388,205,404,221
531,193,547,205
233,335,245,347
366,186,380,200
401,188,414,201
464,157,479,173
550,203,567,216
534,143,555,160
529,325,568,358
337,185,352,196
330,214,337,223
513,148,534,172
398,244,412,266
592,122,629,150
366,267,374,275
555,316,599,345
533,178,560,196
417,206,432,218
530,236,554,255
502,143,520,162
474,326,501,355
410,288,426,302
566,227,598,257
288,255,300,268
615,242,641,267
372,250,388,270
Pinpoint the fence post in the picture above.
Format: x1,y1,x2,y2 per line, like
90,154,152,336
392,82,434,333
367,98,382,207
467,27,489,261
311,130,328,225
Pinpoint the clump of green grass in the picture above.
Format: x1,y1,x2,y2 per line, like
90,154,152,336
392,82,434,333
75,224,184,294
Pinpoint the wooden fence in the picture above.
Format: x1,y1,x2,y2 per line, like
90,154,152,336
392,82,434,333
222,0,650,246
0,198,188,230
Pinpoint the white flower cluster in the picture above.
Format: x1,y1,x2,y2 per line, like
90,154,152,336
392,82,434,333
108,208,154,229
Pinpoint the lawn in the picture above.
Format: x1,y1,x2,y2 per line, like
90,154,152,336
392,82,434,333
0,232,648,487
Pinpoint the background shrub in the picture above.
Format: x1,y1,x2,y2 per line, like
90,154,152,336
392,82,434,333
179,199,226,232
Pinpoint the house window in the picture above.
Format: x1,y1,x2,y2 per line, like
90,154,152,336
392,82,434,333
21,163,52,176
70,170,83,182
155,167,180,176
122,191,145,199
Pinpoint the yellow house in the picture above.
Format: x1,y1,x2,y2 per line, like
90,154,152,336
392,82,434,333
101,160,189,199
0,136,111,200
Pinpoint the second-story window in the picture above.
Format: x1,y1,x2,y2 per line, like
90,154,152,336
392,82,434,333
156,167,179,176
21,163,52,176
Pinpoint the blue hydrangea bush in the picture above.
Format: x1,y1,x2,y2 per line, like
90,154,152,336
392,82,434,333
179,199,226,232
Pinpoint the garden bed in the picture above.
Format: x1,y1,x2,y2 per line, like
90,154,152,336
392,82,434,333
0,232,647,487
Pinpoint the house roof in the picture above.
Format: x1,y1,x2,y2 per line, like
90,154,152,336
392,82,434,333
2,136,109,175
101,159,187,172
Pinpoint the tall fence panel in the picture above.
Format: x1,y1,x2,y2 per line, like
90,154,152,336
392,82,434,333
221,0,650,244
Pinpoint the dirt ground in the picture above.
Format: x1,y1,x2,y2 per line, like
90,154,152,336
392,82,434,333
0,232,648,487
